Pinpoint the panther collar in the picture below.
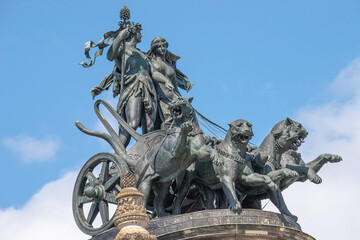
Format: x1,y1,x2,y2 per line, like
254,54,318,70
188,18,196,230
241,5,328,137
267,156,282,170
215,145,248,164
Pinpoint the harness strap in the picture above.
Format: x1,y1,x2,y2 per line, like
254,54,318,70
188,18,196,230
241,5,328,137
136,121,175,187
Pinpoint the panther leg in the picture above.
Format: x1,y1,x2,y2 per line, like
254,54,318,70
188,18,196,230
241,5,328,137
267,169,298,183
307,168,322,184
221,177,242,213
196,145,220,164
306,153,341,173
268,188,298,222
217,190,227,209
173,172,194,215
138,178,152,207
153,181,172,217
244,173,278,191
203,187,216,209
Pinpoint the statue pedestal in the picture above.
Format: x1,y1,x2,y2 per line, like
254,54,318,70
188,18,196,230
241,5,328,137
91,209,315,240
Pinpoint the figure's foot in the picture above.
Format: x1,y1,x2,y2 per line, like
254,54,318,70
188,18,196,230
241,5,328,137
229,200,242,214
308,169,322,184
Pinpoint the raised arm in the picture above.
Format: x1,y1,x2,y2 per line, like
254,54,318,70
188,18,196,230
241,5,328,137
107,29,130,61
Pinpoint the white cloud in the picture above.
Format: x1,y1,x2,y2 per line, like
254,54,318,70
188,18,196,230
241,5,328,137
264,58,360,240
0,172,88,240
3,135,61,163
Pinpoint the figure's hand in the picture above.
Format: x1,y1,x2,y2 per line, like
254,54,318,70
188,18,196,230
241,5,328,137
165,81,174,92
308,168,322,184
118,28,131,40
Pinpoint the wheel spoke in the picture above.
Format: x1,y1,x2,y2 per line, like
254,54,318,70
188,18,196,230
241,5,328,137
86,171,98,183
79,195,93,205
103,192,117,204
99,200,109,224
104,172,120,191
87,202,99,225
99,160,109,184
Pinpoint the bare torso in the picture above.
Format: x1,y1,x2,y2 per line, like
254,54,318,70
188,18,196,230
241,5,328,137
151,56,177,103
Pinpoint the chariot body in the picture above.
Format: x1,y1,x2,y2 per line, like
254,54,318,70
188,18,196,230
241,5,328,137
73,100,168,235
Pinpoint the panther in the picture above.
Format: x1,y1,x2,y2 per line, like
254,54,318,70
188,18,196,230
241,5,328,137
248,117,341,222
127,97,218,217
172,119,289,215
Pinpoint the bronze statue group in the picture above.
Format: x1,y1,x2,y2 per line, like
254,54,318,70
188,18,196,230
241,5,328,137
79,7,342,225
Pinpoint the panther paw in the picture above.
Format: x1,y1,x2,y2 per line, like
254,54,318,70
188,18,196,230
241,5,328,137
284,169,299,178
308,169,322,184
229,201,242,214
181,121,193,133
328,154,342,163
268,181,279,191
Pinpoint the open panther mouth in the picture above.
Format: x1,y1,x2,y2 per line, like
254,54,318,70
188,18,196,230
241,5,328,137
238,134,251,142
292,136,305,148
172,106,182,118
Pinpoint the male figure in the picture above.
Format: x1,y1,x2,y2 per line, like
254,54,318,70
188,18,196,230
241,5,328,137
106,22,157,147
84,22,158,148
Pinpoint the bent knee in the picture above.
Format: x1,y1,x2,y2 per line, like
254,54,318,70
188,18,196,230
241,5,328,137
128,120,140,129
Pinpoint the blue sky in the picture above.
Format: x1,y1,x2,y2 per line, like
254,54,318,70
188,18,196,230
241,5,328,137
1,1,360,239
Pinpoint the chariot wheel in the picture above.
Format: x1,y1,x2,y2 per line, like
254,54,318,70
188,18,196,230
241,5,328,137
72,152,127,236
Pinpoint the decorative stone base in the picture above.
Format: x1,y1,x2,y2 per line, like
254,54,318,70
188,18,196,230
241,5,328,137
115,225,157,240
91,209,315,240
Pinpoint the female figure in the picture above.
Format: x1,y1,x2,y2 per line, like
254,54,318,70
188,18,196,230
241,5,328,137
147,37,193,123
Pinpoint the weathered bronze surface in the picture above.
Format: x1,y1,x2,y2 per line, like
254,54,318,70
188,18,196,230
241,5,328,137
73,5,341,238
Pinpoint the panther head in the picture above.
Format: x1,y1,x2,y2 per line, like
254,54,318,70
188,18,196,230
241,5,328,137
227,119,254,147
271,118,308,151
168,97,194,123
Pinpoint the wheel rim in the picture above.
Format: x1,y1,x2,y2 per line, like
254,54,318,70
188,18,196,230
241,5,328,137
72,152,125,236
